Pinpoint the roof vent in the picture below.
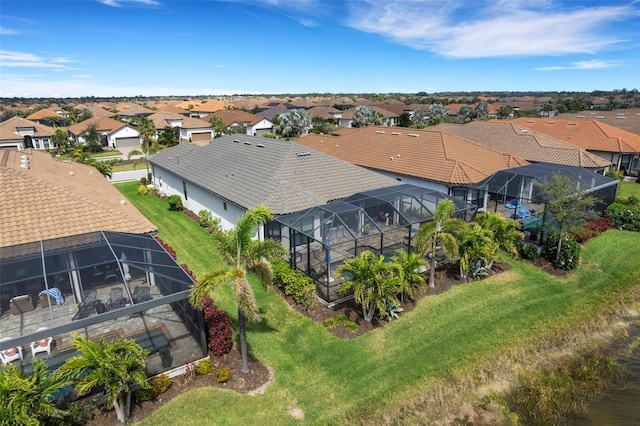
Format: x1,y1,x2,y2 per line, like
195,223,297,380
233,139,240,143
397,154,401,158
616,116,626,119
546,121,555,124
256,143,265,147
390,156,394,160
296,152,311,157
375,130,384,134
568,122,577,125
391,131,401,136
120,199,126,205
69,171,75,176
596,116,605,119
20,155,30,169
335,144,339,148
521,129,528,133
527,120,535,123
408,133,419,137
576,115,585,118
244,141,251,145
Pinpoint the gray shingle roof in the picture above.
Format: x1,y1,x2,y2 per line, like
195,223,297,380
148,135,396,214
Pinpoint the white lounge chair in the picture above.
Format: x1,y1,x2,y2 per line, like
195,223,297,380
0,337,24,365
30,327,53,357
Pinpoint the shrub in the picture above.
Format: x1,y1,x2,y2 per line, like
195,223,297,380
140,176,149,186
180,263,197,281
47,402,94,426
323,314,359,333
605,169,624,180
270,258,317,309
198,209,221,230
572,217,612,243
196,358,215,375
133,386,156,402
542,233,581,271
202,295,233,356
138,184,149,196
166,194,183,211
146,186,159,197
155,237,177,259
151,374,173,395
216,367,231,383
605,201,640,232
520,243,539,260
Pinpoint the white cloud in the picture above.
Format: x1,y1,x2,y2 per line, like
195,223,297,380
0,51,75,69
346,1,637,58
534,59,624,71
0,27,20,35
98,0,160,8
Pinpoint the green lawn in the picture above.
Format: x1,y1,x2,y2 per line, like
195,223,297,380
112,163,140,172
619,180,640,199
55,150,123,161
115,182,640,425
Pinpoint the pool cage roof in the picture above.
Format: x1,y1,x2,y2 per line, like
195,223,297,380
468,163,618,204
275,184,476,246
0,231,195,349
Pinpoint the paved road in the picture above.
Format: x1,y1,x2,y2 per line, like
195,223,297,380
108,169,147,183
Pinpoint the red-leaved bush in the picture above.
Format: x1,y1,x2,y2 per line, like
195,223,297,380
155,237,177,259
202,295,233,356
180,263,197,282
572,217,612,243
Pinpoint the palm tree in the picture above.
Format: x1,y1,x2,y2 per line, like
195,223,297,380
457,222,497,279
189,205,286,373
337,251,403,322
414,199,463,288
56,333,150,424
130,116,158,178
0,360,70,425
391,249,427,303
274,109,311,138
475,212,523,267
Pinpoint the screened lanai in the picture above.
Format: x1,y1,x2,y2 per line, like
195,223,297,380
468,163,618,234
274,184,476,304
0,231,205,375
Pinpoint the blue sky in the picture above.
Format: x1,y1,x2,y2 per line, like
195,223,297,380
1,0,639,97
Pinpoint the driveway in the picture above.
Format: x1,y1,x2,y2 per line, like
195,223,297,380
109,169,147,183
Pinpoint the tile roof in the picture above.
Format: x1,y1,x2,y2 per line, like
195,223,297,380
87,105,115,118
0,116,55,137
157,105,190,115
148,135,397,215
0,149,156,247
296,126,528,185
208,109,260,126
147,111,211,130
26,108,65,120
0,128,23,142
115,104,154,116
511,117,640,153
431,121,611,169
190,101,229,113
68,117,127,136
556,109,640,137
306,106,342,119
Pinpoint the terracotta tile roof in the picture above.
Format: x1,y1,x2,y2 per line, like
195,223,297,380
306,106,342,119
147,111,211,130
68,117,127,136
174,100,202,110
116,104,154,116
26,108,65,120
157,105,190,115
0,128,22,142
511,117,640,153
296,126,528,185
432,121,611,169
556,109,640,137
0,149,156,247
0,116,55,137
190,101,229,113
208,109,259,126
87,105,115,118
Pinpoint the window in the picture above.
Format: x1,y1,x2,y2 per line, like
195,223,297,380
265,221,281,239
223,202,227,211
42,138,51,149
183,182,188,200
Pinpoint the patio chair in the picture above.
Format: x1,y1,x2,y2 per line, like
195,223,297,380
0,337,23,365
72,290,99,320
132,286,152,304
516,205,531,219
29,327,53,357
105,287,126,311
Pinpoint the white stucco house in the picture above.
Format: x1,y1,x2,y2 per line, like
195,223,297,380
0,116,55,150
68,117,142,150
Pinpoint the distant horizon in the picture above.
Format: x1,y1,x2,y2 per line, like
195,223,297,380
2,1,638,98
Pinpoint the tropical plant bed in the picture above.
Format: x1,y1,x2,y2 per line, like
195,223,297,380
278,261,512,340
85,347,271,426
531,257,571,278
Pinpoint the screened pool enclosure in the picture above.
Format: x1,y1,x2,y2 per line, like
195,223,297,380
0,231,206,375
273,184,477,304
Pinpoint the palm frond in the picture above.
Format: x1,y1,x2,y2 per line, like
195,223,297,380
231,268,261,322
248,257,274,288
189,268,229,308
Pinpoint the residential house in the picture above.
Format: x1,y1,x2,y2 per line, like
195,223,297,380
306,106,343,125
188,101,228,118
26,108,66,127
146,111,214,144
208,109,273,136
156,105,191,116
556,109,640,137
68,117,141,150
147,135,474,304
115,104,154,120
512,117,640,176
296,126,528,210
0,116,55,150
431,121,611,172
338,106,400,127
0,148,204,375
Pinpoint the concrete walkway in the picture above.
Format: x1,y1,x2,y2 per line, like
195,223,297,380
109,169,147,183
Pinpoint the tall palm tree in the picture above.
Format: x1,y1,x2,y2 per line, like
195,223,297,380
457,222,497,279
391,249,427,303
56,333,150,424
189,205,286,373
414,199,464,288
337,251,402,322
130,116,159,178
0,360,70,425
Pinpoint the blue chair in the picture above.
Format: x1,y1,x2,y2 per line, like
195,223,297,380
516,205,531,219
505,199,521,209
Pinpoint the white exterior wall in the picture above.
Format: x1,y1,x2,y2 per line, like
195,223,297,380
107,126,141,147
247,118,273,136
150,165,246,232
339,118,354,128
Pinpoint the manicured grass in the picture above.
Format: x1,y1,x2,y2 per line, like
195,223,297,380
619,180,640,199
115,181,640,425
